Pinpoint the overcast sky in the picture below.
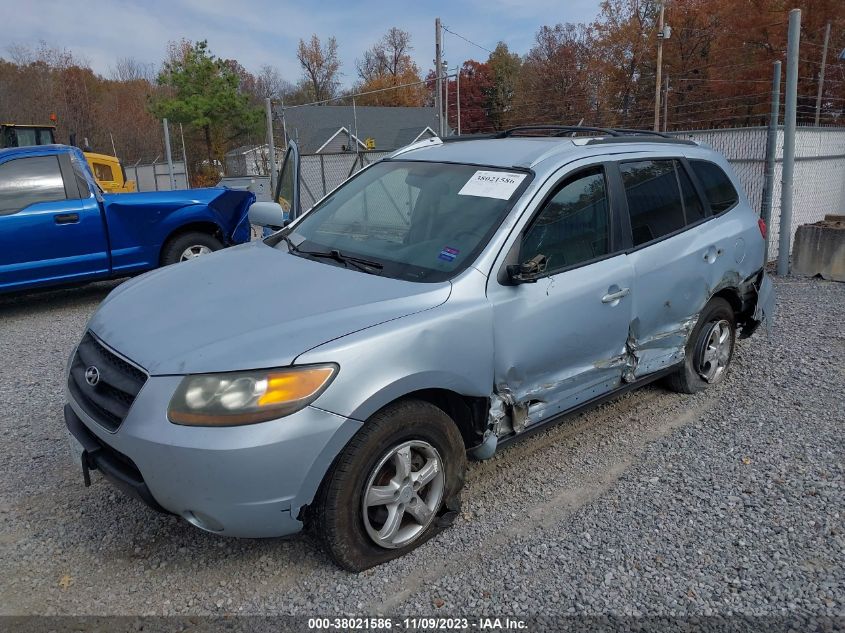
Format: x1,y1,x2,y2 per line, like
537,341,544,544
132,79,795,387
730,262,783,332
5,0,602,85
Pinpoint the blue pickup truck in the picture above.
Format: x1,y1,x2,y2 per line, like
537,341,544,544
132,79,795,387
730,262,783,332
0,144,254,294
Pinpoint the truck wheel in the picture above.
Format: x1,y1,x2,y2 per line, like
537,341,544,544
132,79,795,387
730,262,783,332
313,399,466,572
161,232,223,266
666,297,736,394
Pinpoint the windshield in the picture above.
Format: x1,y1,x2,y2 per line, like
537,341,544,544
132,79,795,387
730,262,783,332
273,160,531,282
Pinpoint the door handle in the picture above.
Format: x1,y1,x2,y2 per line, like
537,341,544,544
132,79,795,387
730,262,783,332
54,213,79,224
602,287,630,303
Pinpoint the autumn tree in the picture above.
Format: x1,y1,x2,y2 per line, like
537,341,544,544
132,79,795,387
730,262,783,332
150,40,262,169
354,28,424,106
513,23,598,127
297,35,341,102
453,60,494,133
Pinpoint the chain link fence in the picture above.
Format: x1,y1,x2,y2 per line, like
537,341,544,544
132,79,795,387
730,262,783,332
299,151,392,209
670,126,845,262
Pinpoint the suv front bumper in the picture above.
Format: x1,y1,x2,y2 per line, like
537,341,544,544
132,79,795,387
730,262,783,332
64,375,361,537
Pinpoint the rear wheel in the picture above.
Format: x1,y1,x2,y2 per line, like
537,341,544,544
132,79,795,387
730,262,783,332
667,297,736,394
313,399,466,571
161,232,223,266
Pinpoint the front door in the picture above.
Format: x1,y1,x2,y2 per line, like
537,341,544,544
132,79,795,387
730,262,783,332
487,164,634,431
0,153,109,292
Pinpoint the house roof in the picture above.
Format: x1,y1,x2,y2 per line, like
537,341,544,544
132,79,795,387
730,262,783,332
282,105,442,153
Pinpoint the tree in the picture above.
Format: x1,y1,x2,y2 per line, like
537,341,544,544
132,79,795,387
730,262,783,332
454,60,494,133
355,28,425,106
297,35,341,103
150,40,262,167
486,42,521,130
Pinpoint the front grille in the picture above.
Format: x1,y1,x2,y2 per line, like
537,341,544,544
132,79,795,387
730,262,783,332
68,332,147,432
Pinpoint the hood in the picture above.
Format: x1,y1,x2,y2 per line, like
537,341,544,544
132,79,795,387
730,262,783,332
88,241,451,375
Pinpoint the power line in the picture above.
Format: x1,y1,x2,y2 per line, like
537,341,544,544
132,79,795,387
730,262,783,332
441,25,494,55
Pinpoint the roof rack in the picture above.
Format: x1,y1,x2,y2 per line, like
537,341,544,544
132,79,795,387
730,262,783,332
441,125,677,143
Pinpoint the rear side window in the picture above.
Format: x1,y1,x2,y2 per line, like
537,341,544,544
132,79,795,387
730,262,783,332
620,159,705,247
0,155,68,216
690,160,739,214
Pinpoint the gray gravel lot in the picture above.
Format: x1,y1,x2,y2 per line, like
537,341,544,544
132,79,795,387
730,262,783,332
0,276,842,619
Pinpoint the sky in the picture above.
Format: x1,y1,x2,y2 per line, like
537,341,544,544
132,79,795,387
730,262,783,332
3,0,602,86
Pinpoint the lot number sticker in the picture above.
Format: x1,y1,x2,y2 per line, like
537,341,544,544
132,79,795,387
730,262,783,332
458,171,526,200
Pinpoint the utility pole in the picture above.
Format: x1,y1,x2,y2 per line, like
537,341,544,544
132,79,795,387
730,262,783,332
778,8,800,276
456,66,461,135
814,22,831,127
444,63,449,135
653,3,666,132
265,98,277,193
435,17,443,136
662,75,670,132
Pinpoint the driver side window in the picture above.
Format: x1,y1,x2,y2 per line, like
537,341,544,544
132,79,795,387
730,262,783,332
520,167,610,274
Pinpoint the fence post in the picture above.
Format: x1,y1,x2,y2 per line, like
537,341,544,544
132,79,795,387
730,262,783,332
265,98,277,193
761,60,781,264
320,154,327,197
778,8,800,276
162,119,176,191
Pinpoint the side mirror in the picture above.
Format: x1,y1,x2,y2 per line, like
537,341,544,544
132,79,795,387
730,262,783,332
507,254,548,284
248,201,288,230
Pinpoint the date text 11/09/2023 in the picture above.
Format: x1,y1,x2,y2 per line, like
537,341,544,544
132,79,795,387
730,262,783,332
307,617,529,630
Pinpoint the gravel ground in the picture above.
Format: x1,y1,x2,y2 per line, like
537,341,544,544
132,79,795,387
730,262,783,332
0,276,842,621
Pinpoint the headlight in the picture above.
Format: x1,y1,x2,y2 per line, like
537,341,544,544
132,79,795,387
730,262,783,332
168,364,337,426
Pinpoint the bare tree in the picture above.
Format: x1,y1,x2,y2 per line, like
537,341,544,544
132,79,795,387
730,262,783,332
111,57,155,83
356,27,414,82
296,35,341,103
255,64,293,100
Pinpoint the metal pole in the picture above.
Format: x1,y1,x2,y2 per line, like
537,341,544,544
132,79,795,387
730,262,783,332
352,96,360,153
456,66,461,135
162,118,176,190
761,61,781,265
179,123,190,189
444,68,449,135
662,75,669,132
778,9,800,276
109,132,117,157
435,17,443,136
265,98,277,192
814,22,831,127
281,103,289,149
653,3,665,132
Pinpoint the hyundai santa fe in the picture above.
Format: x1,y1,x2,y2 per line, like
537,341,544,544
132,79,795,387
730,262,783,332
64,126,775,570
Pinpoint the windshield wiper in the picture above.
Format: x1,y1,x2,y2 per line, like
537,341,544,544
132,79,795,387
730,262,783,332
279,234,299,253
299,247,384,274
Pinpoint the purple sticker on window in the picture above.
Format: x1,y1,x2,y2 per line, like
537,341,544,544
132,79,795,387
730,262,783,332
438,246,460,262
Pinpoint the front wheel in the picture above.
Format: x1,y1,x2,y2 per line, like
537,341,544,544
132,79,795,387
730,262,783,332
313,399,466,571
161,232,223,266
666,297,736,394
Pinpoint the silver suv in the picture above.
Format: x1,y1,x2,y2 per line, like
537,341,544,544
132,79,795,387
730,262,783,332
64,127,774,570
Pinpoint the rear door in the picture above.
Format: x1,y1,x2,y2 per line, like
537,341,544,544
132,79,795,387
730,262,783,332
615,156,725,377
0,152,109,292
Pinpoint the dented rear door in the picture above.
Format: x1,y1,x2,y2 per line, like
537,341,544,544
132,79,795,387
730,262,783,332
617,158,730,377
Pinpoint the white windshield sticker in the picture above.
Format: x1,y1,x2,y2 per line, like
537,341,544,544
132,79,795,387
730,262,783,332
458,171,526,200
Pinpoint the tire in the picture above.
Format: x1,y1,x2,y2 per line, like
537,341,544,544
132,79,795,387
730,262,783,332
313,399,466,572
666,297,736,394
160,232,223,266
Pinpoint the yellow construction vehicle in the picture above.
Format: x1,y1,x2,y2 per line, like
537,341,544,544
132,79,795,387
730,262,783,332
84,152,137,193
